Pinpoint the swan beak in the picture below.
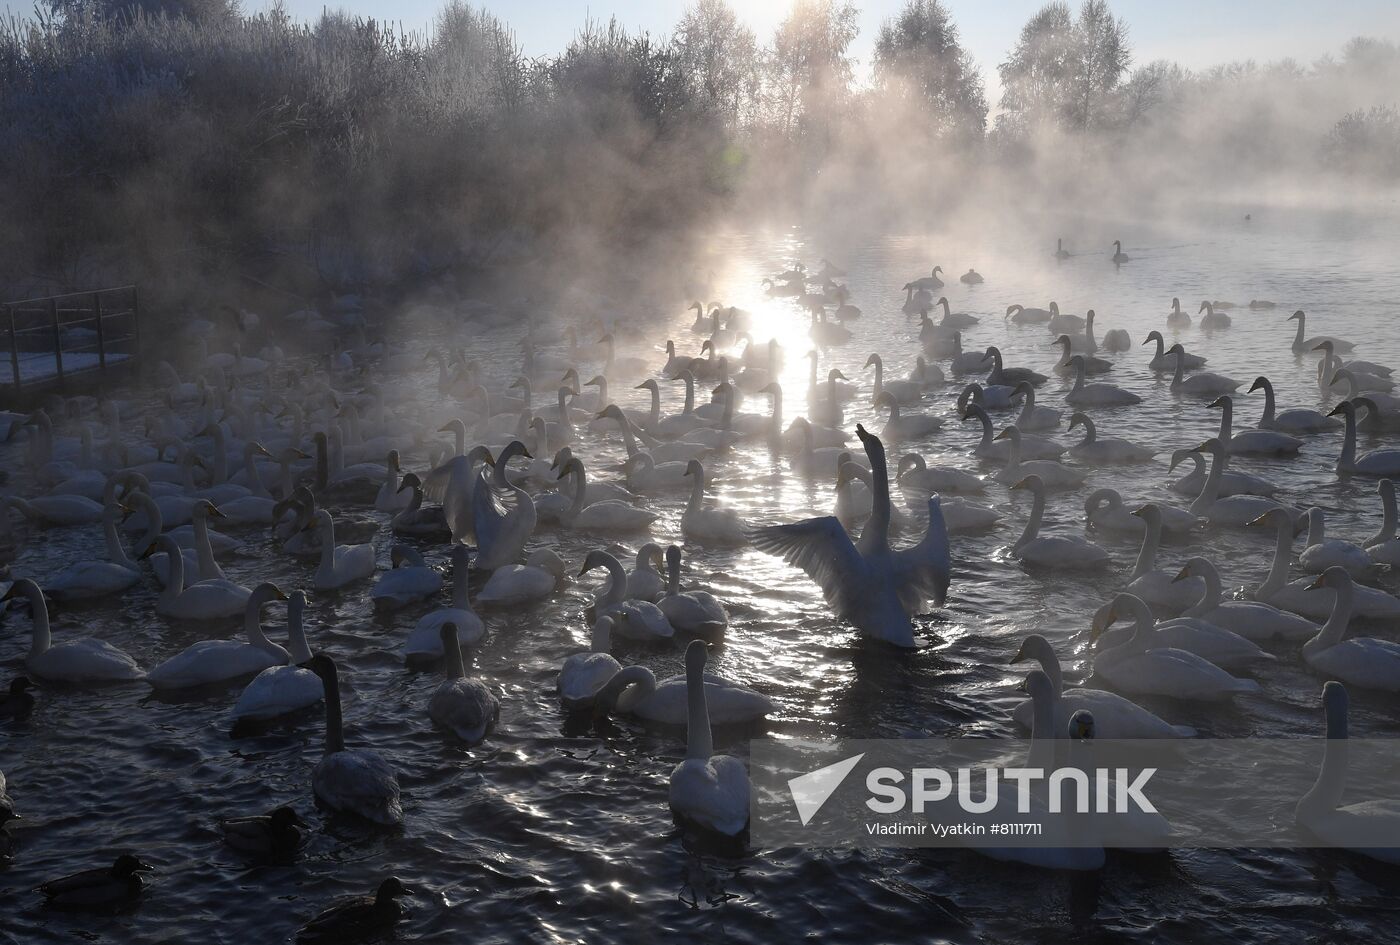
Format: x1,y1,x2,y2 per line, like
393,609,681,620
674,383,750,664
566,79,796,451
1311,344,1327,352
138,543,156,561
1009,477,1032,490
206,505,226,519
1009,643,1027,664
519,446,534,460
992,429,1011,441
437,423,455,433
1171,567,1191,583
556,467,569,480
1306,575,1327,590
274,587,288,600
397,481,412,494
1327,403,1347,417
1131,505,1151,518
1207,397,1225,408
254,444,273,458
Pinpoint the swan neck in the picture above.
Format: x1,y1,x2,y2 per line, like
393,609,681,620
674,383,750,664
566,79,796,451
24,585,51,658
443,630,466,680
1131,515,1160,579
287,599,312,663
687,468,704,513
1372,484,1397,545
1338,407,1356,471
1185,564,1221,615
1257,518,1292,600
1016,485,1044,552
194,510,219,578
1307,580,1354,653
686,655,713,761
1260,380,1276,423
667,554,681,596
567,463,588,519
1027,682,1056,770
320,665,345,755
104,508,132,568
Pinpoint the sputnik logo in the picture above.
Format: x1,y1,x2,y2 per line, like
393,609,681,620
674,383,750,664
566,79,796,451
787,753,865,826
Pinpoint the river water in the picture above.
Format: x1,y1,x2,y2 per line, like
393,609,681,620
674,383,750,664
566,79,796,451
4,200,1400,943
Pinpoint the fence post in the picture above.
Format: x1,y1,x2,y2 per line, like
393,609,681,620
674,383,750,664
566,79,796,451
94,291,106,370
50,296,63,383
7,304,18,392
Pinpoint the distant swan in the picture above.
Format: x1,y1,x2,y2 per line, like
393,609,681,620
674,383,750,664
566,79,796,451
2,579,143,683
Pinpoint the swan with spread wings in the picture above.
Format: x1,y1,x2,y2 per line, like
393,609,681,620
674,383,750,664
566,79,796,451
749,424,950,648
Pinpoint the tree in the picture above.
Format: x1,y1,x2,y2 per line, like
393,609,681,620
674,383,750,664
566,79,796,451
873,0,986,139
765,0,859,141
997,0,1130,135
673,0,760,129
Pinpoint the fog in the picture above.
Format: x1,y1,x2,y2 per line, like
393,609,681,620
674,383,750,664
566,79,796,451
1,0,1398,333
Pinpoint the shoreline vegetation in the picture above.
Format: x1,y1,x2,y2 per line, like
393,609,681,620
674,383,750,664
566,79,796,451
2,0,1399,329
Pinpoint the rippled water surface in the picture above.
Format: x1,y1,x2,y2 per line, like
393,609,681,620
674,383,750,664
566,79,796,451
5,202,1400,943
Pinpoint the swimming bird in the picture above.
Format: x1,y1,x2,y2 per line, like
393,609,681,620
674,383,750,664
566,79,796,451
1067,413,1154,464
668,641,752,837
146,583,291,689
297,877,413,945
1010,475,1110,569
405,545,485,663
306,654,402,825
38,854,153,911
232,590,321,724
658,545,729,641
1247,376,1340,433
1289,310,1354,353
428,624,499,742
1111,240,1129,263
1090,594,1260,700
1207,395,1302,456
1302,568,1400,691
1330,400,1400,478
558,615,623,710
370,545,442,612
221,806,309,860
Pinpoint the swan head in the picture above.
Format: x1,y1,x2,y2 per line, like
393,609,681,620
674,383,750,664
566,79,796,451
1244,508,1288,530
525,548,568,579
1067,412,1091,432
1010,633,1052,665
1311,342,1333,354
1288,310,1305,321
835,461,865,488
635,378,659,393
578,549,619,578
896,453,924,477
1198,301,1211,313
1307,566,1352,593
1009,474,1042,493
993,426,1021,443
874,390,898,411
196,500,226,521
1172,557,1212,583
1247,376,1269,394
555,456,583,480
1068,710,1095,740
1321,681,1349,739
1005,304,1022,318
1142,330,1163,346
759,381,781,397
1193,438,1225,457
665,544,683,571
683,459,705,479
1084,488,1120,515
828,369,848,382
1207,395,1230,410
863,353,881,369
1131,503,1161,523
1166,343,1186,355
596,404,624,421
1326,400,1355,418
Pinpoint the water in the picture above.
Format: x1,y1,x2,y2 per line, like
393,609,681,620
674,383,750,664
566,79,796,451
5,202,1400,943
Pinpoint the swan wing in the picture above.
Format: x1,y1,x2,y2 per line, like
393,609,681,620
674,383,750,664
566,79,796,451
749,515,866,615
890,496,951,612
470,469,534,566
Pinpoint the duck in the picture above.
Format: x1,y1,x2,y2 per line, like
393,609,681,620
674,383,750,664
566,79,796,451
370,545,443,612
1330,400,1400,477
1301,568,1400,691
2,579,143,683
1067,412,1154,464
231,590,321,723
1010,634,1194,738
1289,309,1354,353
750,426,950,648
1010,476,1110,569
406,545,485,662
1090,594,1260,700
579,550,674,641
306,654,402,824
1247,376,1340,433
993,428,1087,490
146,583,292,689
478,548,567,608
1065,356,1140,406
1207,395,1302,456
558,615,623,710
220,806,309,860
1143,331,1206,371
303,509,375,590
682,459,746,544
1294,681,1400,863
428,624,499,743
658,546,729,640
1171,556,1318,643
141,534,251,620
38,854,153,911
297,877,412,945
1298,508,1372,577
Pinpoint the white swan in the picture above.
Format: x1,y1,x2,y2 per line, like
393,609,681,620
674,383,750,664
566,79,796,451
961,404,1065,461
895,454,986,494
307,654,402,825
751,426,950,648
1010,475,1110,570
1065,356,1140,407
1330,399,1400,478
1173,555,1318,643
406,545,485,661
46,502,140,600
1122,503,1205,614
1084,488,1194,536
558,615,623,710
1365,479,1400,566
667,641,752,837
1295,681,1400,863
142,534,251,620
470,440,538,570
370,545,443,612
658,545,729,641
1010,382,1062,432
580,550,674,641
1010,634,1194,738
1,579,143,683
1169,346,1238,396
555,456,658,532
478,548,567,608
1198,300,1231,329
1247,507,1400,620
1090,594,1260,700
993,428,1087,490
428,624,499,743
1167,447,1278,499
1302,568,1400,691
1208,395,1301,456
682,459,746,545
232,590,321,723
304,509,375,591
1143,331,1205,371
625,544,666,601
1166,297,1190,327
595,640,773,727
1052,335,1112,375
1247,376,1340,433
1289,309,1354,353
1095,586,1273,671
1067,412,1154,464
864,353,923,406
1182,439,1302,528
1298,508,1372,577
146,583,291,689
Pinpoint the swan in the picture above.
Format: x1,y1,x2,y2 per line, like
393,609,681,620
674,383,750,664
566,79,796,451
232,590,321,723
118,491,201,585
907,355,945,389
1365,479,1400,566
1067,412,1154,464
406,545,485,661
579,550,673,641
683,459,746,544
1010,475,1109,569
658,545,729,640
1172,556,1318,643
838,460,916,534
146,583,291,689
875,390,943,441
1294,681,1400,863
1123,504,1205,612
1300,568,1400,691
1090,594,1260,700
626,543,666,601
1169,346,1238,396
1,493,103,527
1085,488,1194,536
911,266,944,291
751,425,950,648
666,641,753,838
1181,439,1302,527
958,381,1017,412
1064,709,1175,852
1166,297,1190,328
1208,395,1302,456
1143,330,1206,371
1066,356,1141,406
985,346,1048,387
428,624,499,743
46,501,140,600
303,509,375,590
558,614,623,710
993,428,1087,489
1,579,143,683
1054,238,1070,259
374,450,411,512
143,534,251,619
370,545,443,612
1010,634,1194,737
962,404,1065,461
933,296,978,330
596,640,773,731
1248,376,1340,433
942,331,994,373
1055,310,1099,354
1110,240,1129,263
1010,382,1062,431
1005,302,1052,324
1330,399,1400,477
306,654,402,825
896,454,986,495
389,472,449,539
1095,581,1273,670
1289,309,1354,353
601,406,710,467
1247,508,1400,620
1052,336,1112,375
1167,447,1278,498
809,369,854,427
1198,300,1231,329
470,440,538,569
1319,353,1393,395
1047,304,1086,335
807,305,851,346
1298,508,1372,577
555,456,658,532
1102,326,1131,352
478,548,566,608
865,353,923,406
960,268,983,284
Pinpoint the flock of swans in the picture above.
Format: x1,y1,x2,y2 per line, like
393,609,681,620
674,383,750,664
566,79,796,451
2,236,1400,936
